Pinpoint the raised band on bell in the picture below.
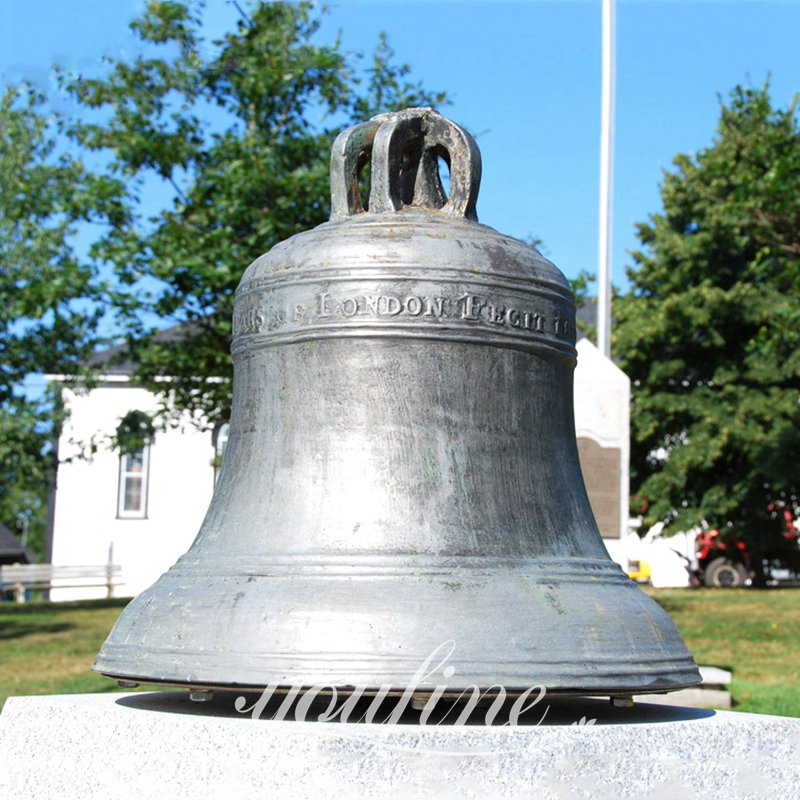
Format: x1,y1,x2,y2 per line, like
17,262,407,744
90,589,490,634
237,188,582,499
94,107,701,700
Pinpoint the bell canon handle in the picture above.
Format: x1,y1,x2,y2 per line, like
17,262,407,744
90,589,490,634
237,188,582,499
330,108,481,221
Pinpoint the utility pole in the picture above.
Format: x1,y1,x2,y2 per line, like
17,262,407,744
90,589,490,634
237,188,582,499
597,0,616,358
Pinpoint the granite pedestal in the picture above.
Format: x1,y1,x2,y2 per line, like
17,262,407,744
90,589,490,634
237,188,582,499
2,691,799,799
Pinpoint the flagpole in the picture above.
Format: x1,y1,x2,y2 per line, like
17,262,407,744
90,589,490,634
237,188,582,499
597,0,615,358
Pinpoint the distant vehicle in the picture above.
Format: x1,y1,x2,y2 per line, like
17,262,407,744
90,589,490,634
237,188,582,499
694,530,749,587
694,508,797,588
627,559,651,583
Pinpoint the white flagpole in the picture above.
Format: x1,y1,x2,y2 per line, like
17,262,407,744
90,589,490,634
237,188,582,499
597,0,615,358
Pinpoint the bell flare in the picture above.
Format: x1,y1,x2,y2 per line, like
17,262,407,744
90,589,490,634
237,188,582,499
95,553,698,695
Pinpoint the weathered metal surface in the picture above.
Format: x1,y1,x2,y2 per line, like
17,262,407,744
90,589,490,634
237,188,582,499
94,108,700,698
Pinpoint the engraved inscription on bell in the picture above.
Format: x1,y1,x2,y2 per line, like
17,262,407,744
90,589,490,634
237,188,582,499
232,277,573,353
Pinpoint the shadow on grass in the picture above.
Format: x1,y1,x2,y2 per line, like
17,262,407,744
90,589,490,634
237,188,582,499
0,598,130,614
0,598,130,640
0,621,74,641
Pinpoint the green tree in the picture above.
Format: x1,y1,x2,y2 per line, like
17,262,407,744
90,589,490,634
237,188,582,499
615,85,800,575
64,0,445,423
1,2,442,553
0,86,117,556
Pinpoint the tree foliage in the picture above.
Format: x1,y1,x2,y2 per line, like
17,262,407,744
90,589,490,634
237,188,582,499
0,86,114,555
64,0,445,423
615,85,800,570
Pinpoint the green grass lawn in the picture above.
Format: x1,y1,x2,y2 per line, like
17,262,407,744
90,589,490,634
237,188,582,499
645,587,800,717
1,588,798,716
0,598,130,710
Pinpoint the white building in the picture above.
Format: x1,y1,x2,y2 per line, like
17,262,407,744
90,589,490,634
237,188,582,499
50,336,644,600
49,364,228,600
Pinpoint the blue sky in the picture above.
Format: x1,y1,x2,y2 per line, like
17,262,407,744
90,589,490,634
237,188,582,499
2,0,799,292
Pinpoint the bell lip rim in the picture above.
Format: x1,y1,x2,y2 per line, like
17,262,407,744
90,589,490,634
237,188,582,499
94,670,703,698
93,651,702,696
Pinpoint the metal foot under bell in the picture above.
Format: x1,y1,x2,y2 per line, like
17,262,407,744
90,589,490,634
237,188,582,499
610,696,635,708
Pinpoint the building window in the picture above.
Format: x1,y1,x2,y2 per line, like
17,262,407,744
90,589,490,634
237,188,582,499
212,421,230,486
114,409,155,519
118,445,150,518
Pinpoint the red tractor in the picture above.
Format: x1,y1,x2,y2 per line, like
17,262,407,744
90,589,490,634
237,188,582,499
695,508,797,588
695,530,749,587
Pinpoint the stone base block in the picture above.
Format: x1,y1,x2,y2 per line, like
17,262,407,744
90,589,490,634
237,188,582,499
2,692,800,799
634,686,732,709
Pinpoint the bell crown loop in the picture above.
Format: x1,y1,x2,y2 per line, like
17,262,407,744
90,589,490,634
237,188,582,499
330,108,482,221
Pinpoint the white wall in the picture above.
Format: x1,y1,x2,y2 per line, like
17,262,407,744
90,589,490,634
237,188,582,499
573,338,631,566
50,381,217,600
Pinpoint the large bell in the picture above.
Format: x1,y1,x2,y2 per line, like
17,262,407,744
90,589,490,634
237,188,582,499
95,108,700,700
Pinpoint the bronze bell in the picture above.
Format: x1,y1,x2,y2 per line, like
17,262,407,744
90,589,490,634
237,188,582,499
95,108,700,701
